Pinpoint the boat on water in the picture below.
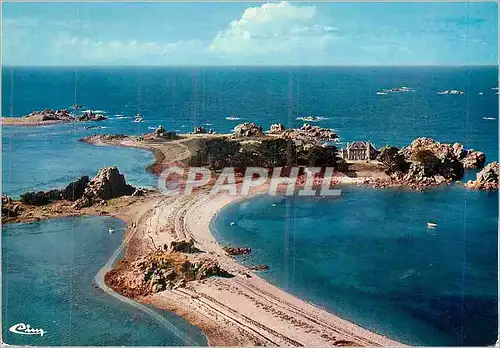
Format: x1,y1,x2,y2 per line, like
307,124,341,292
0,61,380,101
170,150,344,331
438,89,465,95
380,86,415,93
133,113,144,122
427,222,438,228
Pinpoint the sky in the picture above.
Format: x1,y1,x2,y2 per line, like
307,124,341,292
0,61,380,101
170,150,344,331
2,1,498,66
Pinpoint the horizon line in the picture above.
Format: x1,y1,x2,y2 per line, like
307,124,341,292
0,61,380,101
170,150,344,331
3,64,499,68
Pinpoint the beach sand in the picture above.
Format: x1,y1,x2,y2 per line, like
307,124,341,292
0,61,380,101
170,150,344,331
5,133,399,346
124,192,403,346
82,134,400,346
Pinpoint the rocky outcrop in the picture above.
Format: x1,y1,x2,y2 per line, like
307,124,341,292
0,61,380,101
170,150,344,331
283,123,338,143
78,111,107,122
193,126,208,134
249,264,270,271
376,146,409,174
223,246,252,256
368,138,490,190
25,109,74,122
399,138,465,180
20,189,61,206
105,251,233,297
61,176,90,201
21,109,108,123
73,166,135,208
402,138,485,172
462,150,486,169
233,123,263,137
466,162,499,190
148,125,178,140
2,195,22,218
269,123,286,134
168,239,199,253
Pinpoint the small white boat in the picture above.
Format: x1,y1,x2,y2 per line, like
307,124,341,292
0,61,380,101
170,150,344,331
376,92,388,95
225,116,241,121
427,222,438,228
230,222,235,226
478,92,484,95
108,228,115,234
483,117,497,120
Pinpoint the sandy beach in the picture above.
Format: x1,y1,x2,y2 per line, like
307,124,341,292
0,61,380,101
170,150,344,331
79,134,402,346
122,191,403,346
3,132,400,346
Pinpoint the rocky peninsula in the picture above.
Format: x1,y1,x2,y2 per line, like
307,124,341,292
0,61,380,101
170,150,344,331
3,121,497,347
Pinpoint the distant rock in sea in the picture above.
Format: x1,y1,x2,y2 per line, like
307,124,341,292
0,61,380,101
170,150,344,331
295,116,329,122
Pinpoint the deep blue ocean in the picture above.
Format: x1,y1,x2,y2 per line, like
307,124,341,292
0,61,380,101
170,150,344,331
2,66,498,345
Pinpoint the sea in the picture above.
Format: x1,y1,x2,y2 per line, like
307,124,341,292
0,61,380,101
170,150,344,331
2,66,498,345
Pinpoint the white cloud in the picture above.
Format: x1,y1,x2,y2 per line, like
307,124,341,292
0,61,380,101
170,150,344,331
209,1,339,57
7,1,340,65
52,34,204,64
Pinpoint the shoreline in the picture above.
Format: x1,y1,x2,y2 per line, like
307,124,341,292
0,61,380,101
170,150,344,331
2,116,75,127
6,130,493,345
133,192,404,346
75,135,403,345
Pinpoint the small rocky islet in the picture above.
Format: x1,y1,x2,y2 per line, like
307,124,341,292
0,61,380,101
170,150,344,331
2,108,107,126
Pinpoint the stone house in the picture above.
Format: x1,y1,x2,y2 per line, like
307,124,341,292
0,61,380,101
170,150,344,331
340,141,377,161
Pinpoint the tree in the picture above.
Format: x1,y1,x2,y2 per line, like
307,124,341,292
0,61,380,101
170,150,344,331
377,146,410,174
189,138,241,170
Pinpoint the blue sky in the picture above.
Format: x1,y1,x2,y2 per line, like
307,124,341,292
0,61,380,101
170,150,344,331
3,1,498,66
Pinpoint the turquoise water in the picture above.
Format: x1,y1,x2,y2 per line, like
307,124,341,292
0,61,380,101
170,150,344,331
2,125,157,198
2,216,207,345
211,185,498,346
2,66,498,345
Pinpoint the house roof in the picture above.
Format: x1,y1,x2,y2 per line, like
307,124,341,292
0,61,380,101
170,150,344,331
346,141,376,151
